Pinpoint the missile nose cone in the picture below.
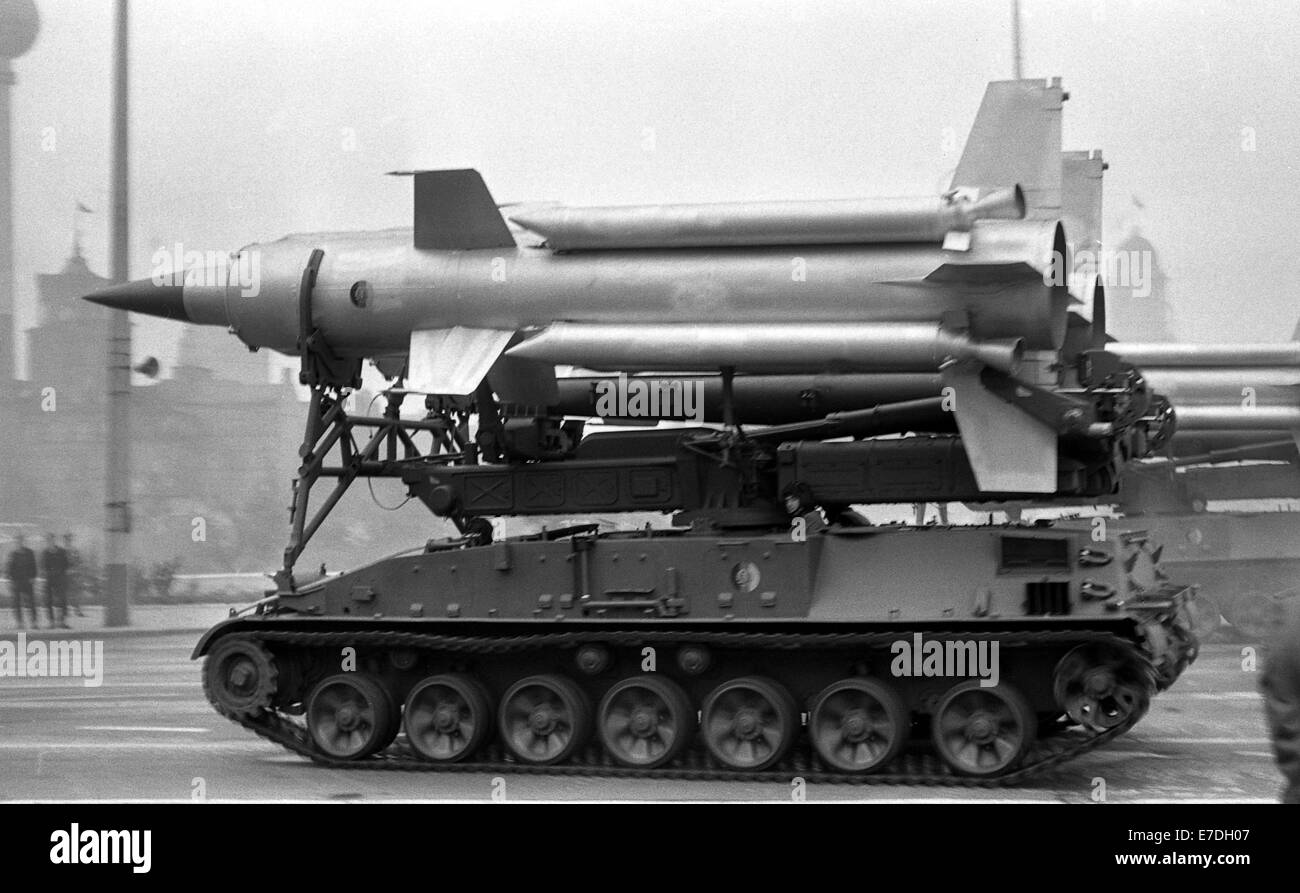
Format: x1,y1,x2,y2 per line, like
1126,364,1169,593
83,278,191,322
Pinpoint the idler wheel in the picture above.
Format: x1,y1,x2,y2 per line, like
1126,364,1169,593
1052,643,1152,732
404,674,493,763
498,674,592,765
597,674,695,769
931,681,1036,777
701,676,798,771
203,636,278,718
810,678,908,773
306,674,398,760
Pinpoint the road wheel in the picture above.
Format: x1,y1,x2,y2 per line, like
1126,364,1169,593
597,674,694,768
404,674,493,763
931,681,1035,777
701,676,798,771
498,674,591,765
809,678,908,773
306,674,397,760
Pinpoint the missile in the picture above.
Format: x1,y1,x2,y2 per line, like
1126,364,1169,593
510,186,1026,250
1139,367,1300,406
1112,343,1300,367
1168,405,1300,430
1105,342,1300,471
510,322,1023,375
551,373,944,423
84,78,1112,494
88,212,1069,369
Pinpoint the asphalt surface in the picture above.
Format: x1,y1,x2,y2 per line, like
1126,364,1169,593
0,628,1285,803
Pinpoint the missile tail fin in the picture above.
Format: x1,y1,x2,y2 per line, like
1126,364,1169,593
941,361,1058,494
402,169,517,250
1061,149,1106,259
953,79,1064,219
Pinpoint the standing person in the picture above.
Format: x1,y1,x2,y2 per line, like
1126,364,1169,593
6,534,38,629
1260,600,1300,804
40,533,70,630
62,533,85,617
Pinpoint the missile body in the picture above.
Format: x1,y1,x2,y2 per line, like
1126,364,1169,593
1111,344,1300,441
87,81,1069,383
511,322,1023,374
552,373,943,423
83,79,1131,496
1113,343,1300,368
1140,367,1300,400
511,186,1026,250
97,218,1069,370
1105,342,1300,474
1169,406,1300,430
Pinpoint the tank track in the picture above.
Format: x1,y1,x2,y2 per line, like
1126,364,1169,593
204,624,1168,787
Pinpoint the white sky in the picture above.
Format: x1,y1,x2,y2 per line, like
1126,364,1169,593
11,0,1300,376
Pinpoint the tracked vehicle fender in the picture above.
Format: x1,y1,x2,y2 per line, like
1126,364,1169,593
192,617,267,659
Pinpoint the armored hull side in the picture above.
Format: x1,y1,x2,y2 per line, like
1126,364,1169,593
196,523,1196,782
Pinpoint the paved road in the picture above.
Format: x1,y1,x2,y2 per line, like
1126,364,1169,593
0,633,1284,802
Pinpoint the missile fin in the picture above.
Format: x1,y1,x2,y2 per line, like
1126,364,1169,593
1061,149,1105,260
941,361,1057,493
924,260,1041,284
406,326,515,396
402,169,517,250
371,355,408,379
953,79,1064,218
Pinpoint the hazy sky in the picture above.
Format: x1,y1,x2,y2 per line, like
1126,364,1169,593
11,0,1300,375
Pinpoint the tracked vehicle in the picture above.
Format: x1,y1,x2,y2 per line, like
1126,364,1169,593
198,515,1195,782
125,77,1198,782
193,347,1196,783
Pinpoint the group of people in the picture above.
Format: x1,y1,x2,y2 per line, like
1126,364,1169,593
5,532,83,629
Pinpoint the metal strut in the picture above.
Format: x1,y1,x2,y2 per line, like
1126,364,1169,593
279,249,451,589
276,243,497,588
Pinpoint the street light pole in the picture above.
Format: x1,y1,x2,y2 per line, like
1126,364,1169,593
104,0,131,627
